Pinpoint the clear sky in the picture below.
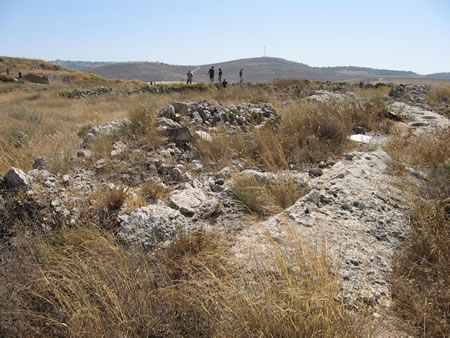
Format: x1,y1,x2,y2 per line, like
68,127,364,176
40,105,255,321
1,0,449,74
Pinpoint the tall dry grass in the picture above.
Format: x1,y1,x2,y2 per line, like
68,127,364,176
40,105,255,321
427,83,450,117
387,129,450,336
385,128,450,168
0,90,151,173
0,226,364,337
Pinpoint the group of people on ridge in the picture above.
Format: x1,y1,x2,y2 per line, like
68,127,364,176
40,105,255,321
186,66,244,87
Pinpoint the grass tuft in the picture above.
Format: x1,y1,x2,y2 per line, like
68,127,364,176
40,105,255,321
231,174,309,216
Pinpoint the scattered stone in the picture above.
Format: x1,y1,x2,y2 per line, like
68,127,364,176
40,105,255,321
32,157,47,170
80,118,131,148
77,149,93,159
4,167,32,191
111,141,128,157
350,134,373,144
62,175,71,185
95,159,106,171
352,127,366,135
308,168,323,177
194,130,213,142
169,186,219,218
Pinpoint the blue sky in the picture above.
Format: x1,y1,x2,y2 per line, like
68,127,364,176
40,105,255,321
1,0,449,74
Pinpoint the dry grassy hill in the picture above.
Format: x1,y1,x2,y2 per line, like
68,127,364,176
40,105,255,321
0,56,147,90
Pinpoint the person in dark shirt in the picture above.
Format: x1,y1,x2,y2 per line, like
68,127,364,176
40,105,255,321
218,68,222,83
222,79,228,88
239,68,244,84
207,66,215,83
186,70,193,85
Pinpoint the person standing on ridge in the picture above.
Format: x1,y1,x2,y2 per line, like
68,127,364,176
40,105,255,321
207,66,215,83
239,68,244,84
218,68,222,83
186,70,193,85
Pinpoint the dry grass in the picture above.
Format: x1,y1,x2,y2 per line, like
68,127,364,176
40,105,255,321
192,133,234,168
351,85,391,101
231,174,309,216
90,187,127,212
392,192,449,336
427,83,450,117
387,129,450,336
279,102,353,165
140,180,168,202
0,225,363,337
385,128,450,168
0,90,150,173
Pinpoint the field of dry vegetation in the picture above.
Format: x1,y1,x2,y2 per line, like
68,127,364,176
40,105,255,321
0,57,449,336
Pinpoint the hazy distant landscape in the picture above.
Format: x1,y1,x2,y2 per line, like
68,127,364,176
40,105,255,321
52,57,450,83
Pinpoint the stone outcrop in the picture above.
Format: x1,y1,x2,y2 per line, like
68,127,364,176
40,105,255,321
388,102,450,134
118,204,188,249
168,185,219,218
306,90,359,103
80,118,131,148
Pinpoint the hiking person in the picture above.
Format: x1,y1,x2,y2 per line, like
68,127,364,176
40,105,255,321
239,68,244,84
18,71,22,79
218,68,222,83
6,67,10,76
186,70,193,85
222,79,228,88
207,66,215,83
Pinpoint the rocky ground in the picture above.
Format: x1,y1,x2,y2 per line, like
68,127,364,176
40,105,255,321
1,83,448,332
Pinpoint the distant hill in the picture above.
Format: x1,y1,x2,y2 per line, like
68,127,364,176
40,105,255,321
52,60,116,71
61,57,450,83
424,72,450,80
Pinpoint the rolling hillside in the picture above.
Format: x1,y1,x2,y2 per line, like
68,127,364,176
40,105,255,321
80,57,450,83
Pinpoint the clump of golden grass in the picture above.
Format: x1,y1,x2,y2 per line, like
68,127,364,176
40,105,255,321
427,83,450,117
90,188,127,212
279,102,353,165
0,225,363,337
140,180,168,202
351,84,391,101
385,128,450,168
272,78,312,89
231,174,309,216
192,133,234,168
